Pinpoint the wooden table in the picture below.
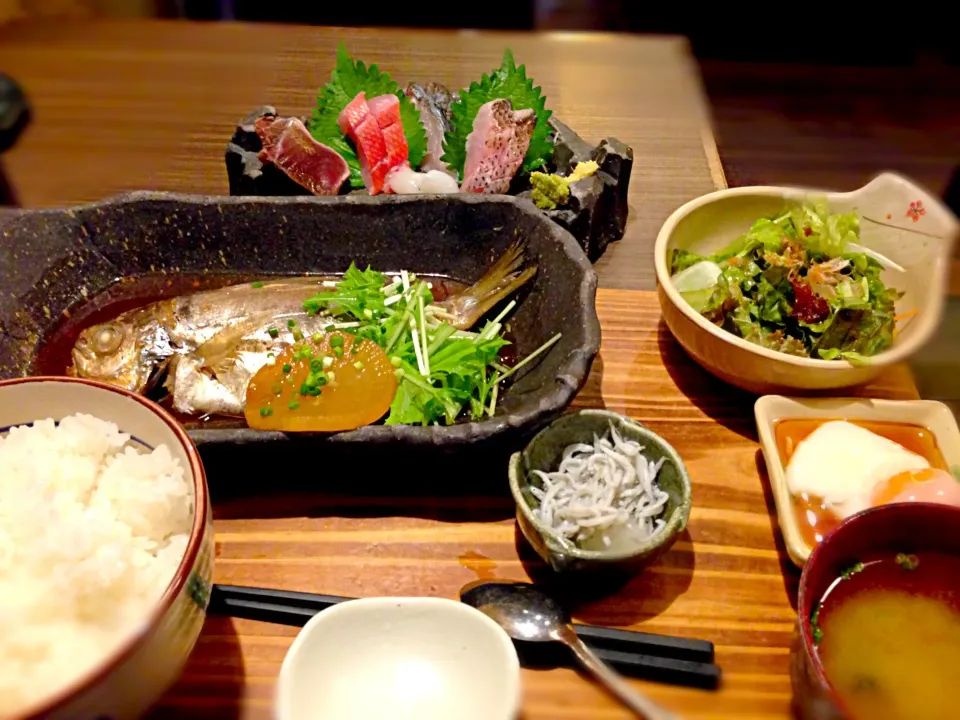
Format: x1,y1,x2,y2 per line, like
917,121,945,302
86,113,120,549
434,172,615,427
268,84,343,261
0,20,921,719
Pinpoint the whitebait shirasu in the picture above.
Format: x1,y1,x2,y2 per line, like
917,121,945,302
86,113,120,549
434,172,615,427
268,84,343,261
529,423,670,550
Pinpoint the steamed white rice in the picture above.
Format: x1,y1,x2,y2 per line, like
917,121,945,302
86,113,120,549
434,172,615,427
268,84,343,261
0,413,193,717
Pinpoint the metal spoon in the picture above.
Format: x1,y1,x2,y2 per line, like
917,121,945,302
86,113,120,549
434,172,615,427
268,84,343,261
461,580,679,720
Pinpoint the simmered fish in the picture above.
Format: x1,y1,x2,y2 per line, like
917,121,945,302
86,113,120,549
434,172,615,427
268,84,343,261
71,242,536,418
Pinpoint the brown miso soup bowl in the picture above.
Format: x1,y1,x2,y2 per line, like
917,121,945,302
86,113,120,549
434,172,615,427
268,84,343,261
0,377,213,720
792,502,960,720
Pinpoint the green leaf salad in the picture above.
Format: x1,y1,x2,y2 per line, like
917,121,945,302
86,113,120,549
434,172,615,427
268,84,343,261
668,201,905,364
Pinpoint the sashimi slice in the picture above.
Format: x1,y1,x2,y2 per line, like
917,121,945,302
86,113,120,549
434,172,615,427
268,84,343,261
338,92,370,135
460,99,535,194
381,121,409,169
405,83,455,175
353,115,389,192
367,93,402,128
338,91,410,195
255,116,350,196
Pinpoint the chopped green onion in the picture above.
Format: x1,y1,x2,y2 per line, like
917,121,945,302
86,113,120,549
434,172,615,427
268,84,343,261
354,361,364,370
288,400,300,410
259,406,273,417
334,347,343,358
271,383,283,395
268,327,279,338
323,356,334,369
309,358,324,372
327,371,336,383
330,335,344,348
287,319,297,329
390,356,402,367
293,329,304,342
251,281,264,289
325,324,335,332
313,332,324,344
282,364,292,374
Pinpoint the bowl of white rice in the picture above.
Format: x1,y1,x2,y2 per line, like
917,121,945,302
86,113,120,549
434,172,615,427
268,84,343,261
509,409,692,576
0,376,212,720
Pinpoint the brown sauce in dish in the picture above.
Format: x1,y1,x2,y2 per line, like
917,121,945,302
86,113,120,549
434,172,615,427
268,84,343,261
774,418,949,548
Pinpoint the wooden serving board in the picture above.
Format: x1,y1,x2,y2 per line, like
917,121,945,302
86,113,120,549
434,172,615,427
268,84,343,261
151,289,918,720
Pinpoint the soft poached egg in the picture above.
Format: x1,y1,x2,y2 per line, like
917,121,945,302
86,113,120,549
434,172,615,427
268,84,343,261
785,420,932,519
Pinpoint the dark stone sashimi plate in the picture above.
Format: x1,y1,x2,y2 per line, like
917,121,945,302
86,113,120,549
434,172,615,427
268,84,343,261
0,192,600,453
227,107,634,263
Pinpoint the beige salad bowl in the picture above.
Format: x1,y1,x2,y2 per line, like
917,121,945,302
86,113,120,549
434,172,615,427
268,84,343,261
655,172,959,395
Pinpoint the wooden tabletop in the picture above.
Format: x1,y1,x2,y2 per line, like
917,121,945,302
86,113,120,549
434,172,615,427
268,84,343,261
0,20,921,720
0,19,722,291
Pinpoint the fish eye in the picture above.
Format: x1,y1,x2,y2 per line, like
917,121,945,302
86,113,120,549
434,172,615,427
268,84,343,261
93,325,123,355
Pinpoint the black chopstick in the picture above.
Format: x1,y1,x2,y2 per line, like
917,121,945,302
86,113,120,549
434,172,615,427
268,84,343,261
208,584,720,689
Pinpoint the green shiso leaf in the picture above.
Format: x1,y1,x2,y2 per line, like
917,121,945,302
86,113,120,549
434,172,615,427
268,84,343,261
307,44,427,188
441,49,554,180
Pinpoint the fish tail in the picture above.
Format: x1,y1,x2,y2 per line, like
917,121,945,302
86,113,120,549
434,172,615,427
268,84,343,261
450,240,537,325
465,239,529,302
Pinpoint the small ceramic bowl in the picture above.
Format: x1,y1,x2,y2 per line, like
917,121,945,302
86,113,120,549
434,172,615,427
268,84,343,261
275,596,521,720
509,409,692,576
791,503,960,720
755,394,960,567
655,172,959,394
0,376,213,720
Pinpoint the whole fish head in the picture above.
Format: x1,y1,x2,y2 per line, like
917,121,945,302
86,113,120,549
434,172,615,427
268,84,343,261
71,316,168,392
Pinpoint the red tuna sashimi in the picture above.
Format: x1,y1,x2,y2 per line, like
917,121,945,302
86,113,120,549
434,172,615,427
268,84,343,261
367,94,401,127
460,99,535,194
338,92,370,135
255,116,350,196
338,92,409,195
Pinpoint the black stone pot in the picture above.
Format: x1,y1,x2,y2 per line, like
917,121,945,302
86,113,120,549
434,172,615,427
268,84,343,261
0,192,600,456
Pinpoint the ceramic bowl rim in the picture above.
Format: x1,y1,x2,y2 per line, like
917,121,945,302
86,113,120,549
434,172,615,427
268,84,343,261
509,408,692,562
275,596,521,720
653,172,957,371
0,376,209,720
796,502,960,713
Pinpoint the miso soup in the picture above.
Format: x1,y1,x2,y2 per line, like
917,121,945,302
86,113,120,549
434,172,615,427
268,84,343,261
812,552,960,720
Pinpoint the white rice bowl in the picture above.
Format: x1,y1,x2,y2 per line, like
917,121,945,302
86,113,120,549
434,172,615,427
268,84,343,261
0,413,193,717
